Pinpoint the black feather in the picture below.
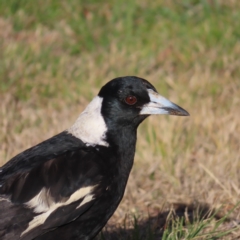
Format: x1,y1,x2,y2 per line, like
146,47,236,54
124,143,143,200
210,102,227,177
0,76,189,240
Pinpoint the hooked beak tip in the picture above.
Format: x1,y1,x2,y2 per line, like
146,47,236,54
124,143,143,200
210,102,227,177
162,106,190,116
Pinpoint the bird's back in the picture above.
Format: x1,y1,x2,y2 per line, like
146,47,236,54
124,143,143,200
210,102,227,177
0,131,133,240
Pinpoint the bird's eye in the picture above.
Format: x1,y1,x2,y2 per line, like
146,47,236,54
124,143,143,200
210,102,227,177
125,96,137,105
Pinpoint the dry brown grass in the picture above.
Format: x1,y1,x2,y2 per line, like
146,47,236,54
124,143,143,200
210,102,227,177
1,1,240,238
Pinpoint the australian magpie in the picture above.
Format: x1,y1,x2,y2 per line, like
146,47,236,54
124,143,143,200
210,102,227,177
0,76,189,240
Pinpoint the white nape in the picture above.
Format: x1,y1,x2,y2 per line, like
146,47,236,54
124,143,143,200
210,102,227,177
68,96,109,147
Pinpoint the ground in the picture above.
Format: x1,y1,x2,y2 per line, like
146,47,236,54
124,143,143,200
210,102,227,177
0,1,240,239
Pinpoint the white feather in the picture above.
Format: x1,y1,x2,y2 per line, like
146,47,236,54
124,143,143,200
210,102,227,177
67,96,109,147
21,185,96,236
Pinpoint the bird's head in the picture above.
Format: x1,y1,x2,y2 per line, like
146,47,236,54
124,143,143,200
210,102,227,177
99,76,189,129
68,76,189,147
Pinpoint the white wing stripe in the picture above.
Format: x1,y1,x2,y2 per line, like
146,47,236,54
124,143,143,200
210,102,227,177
21,185,96,236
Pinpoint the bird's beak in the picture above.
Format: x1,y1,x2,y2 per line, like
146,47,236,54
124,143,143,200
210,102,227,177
140,89,190,116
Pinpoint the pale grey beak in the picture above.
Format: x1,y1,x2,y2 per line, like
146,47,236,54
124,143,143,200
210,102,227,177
140,89,189,116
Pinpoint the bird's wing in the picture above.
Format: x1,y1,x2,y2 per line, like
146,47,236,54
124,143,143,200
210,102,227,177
0,131,105,240
0,131,86,182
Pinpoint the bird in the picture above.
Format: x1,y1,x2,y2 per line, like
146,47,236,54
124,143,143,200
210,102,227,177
0,76,189,240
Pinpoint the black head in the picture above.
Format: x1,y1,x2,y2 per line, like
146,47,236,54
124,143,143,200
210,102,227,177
99,76,156,129
98,76,189,132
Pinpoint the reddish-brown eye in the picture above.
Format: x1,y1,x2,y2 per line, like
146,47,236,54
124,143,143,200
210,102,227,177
125,96,137,105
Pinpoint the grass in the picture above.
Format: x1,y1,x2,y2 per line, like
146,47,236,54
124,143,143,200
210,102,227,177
98,203,240,239
0,0,240,238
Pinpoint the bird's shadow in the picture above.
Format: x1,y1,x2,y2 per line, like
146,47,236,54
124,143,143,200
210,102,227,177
96,202,232,240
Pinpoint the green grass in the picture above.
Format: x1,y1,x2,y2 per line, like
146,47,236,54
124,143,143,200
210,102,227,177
1,0,240,101
98,203,240,239
1,0,240,239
